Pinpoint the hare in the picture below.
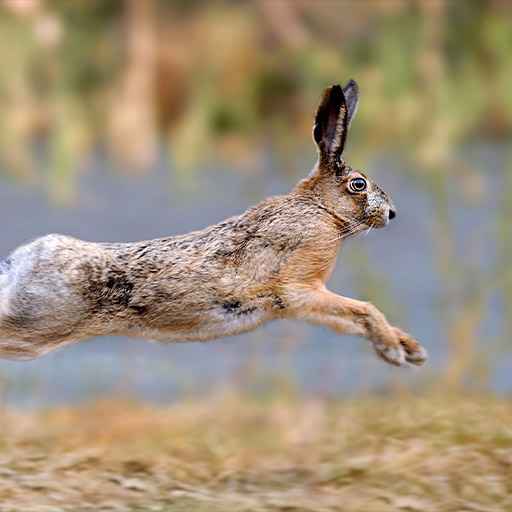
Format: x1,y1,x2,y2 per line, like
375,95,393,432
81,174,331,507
0,80,427,366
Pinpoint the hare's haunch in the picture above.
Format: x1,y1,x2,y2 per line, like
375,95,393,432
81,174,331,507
0,81,427,366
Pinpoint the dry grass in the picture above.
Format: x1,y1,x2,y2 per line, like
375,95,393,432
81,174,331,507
0,392,511,511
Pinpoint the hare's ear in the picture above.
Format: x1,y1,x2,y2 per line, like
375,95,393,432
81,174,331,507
342,79,359,128
313,84,348,163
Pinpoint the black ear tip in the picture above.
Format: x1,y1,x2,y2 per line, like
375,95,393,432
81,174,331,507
344,79,359,91
327,84,345,101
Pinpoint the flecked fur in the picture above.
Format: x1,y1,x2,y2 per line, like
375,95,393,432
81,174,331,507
0,81,427,366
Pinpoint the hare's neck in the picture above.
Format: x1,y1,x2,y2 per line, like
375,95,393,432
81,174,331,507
294,165,336,205
294,174,353,236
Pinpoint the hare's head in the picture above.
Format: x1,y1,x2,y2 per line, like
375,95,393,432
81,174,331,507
311,80,396,231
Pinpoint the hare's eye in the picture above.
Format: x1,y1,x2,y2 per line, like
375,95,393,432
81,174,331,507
349,177,367,193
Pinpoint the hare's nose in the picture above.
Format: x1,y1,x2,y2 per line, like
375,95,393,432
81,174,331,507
388,209,396,220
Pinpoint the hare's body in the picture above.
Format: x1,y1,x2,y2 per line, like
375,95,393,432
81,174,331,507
0,80,428,366
0,189,338,358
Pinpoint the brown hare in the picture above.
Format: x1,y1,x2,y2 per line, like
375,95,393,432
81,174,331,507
0,80,427,367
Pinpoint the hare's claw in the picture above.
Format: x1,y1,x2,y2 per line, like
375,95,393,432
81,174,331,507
394,328,428,366
373,329,428,367
373,341,407,367
402,343,428,365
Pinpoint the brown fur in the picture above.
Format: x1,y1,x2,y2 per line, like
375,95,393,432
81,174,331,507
0,80,427,367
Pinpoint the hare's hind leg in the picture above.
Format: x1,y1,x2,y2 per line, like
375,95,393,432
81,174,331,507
287,286,427,367
0,260,34,359
0,247,85,360
0,260,40,359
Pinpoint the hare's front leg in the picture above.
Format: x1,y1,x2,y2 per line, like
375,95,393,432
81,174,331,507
288,287,427,367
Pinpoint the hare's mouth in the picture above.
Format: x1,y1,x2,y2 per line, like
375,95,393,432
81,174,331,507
365,213,389,229
364,205,395,229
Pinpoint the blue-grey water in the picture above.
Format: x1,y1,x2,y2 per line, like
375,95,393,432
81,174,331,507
0,146,507,407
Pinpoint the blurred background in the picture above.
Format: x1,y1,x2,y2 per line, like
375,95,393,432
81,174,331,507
0,0,510,407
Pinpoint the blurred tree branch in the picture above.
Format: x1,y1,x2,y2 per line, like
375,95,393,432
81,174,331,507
109,0,157,172
258,0,310,49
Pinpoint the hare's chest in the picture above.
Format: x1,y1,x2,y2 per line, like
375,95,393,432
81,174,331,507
319,252,339,283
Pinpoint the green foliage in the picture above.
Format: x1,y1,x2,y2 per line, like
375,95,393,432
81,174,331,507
0,0,510,185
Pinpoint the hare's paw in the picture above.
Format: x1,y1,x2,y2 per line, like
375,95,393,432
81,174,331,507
373,329,427,368
394,328,428,366
373,341,407,367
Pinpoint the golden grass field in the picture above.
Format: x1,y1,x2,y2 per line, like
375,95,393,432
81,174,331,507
0,392,511,511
